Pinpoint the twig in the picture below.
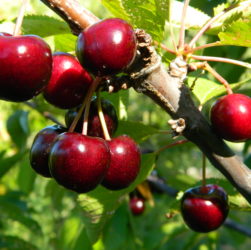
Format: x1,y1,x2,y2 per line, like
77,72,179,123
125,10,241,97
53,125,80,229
178,0,190,50
24,101,64,126
190,41,223,53
190,55,251,69
224,218,251,237
155,139,189,154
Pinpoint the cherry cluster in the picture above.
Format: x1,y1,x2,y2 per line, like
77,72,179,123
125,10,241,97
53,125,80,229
0,18,140,193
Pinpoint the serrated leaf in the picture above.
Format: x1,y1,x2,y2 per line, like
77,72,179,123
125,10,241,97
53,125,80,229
53,33,77,52
6,110,29,149
229,193,251,211
218,19,251,47
22,15,70,37
102,0,170,41
114,120,159,143
78,153,156,244
187,76,250,105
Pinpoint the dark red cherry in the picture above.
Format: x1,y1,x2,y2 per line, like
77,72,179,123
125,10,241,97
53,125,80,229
76,18,137,76
129,197,145,215
30,125,66,177
102,135,141,190
181,184,229,233
0,34,52,102
65,97,118,138
49,132,111,193
43,52,93,109
210,93,251,142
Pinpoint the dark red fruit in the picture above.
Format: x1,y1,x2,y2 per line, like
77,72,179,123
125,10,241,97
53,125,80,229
76,18,137,76
49,132,110,193
129,197,145,215
210,93,251,142
43,52,93,109
65,97,118,138
102,135,141,190
30,125,66,177
181,184,229,233
0,34,52,102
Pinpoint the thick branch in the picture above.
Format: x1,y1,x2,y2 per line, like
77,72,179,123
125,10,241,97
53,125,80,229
40,0,251,205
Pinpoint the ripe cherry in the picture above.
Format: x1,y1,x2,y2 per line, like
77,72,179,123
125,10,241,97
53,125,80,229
49,132,110,193
210,93,251,142
181,184,229,233
76,18,137,76
0,34,52,102
43,52,93,109
129,197,145,215
102,135,141,190
65,97,118,138
30,125,66,177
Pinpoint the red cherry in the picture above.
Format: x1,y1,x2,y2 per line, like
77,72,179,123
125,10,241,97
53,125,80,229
0,34,52,102
129,197,145,215
210,93,251,142
49,132,110,193
102,135,141,190
30,125,66,177
43,52,93,109
76,18,137,76
181,184,229,233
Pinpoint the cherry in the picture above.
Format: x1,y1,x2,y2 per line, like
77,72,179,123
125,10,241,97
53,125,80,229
30,125,66,177
102,135,141,190
43,52,93,109
65,97,118,138
76,18,137,76
180,184,229,233
0,34,52,102
210,93,251,142
129,197,145,215
49,132,110,193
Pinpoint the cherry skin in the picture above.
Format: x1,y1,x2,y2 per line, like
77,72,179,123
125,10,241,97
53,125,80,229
49,132,111,193
210,93,251,142
65,97,118,138
76,18,137,76
180,184,229,233
0,34,52,102
102,135,141,190
129,197,145,215
43,52,93,109
30,125,66,177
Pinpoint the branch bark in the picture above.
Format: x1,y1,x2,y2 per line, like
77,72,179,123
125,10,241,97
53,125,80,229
40,0,251,205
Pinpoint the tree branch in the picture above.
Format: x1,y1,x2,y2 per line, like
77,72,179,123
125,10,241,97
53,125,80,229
40,0,251,205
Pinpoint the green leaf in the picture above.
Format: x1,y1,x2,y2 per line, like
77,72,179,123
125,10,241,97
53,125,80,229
22,15,71,37
114,120,159,143
78,153,156,244
102,0,170,41
0,151,27,178
229,193,251,211
187,76,250,105
6,110,30,149
53,33,77,52
218,18,251,47
0,235,38,250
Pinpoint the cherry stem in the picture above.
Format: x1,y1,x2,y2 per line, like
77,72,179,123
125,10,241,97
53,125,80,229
68,76,101,133
202,153,206,187
178,0,190,50
155,139,188,154
13,0,30,36
190,55,251,69
188,3,239,48
154,41,177,55
97,90,111,141
203,63,233,94
82,77,102,135
190,41,223,53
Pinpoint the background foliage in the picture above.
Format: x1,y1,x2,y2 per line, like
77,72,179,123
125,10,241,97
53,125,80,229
0,0,251,249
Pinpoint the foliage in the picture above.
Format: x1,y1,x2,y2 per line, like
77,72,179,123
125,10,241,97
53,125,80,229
0,0,251,249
